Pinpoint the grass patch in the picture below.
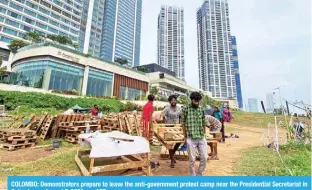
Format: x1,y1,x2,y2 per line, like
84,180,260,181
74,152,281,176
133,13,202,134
0,149,78,182
231,110,310,128
36,139,78,148
9,106,64,117
234,142,311,176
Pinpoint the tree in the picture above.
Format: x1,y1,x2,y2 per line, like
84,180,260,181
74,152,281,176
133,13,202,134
72,42,79,50
136,66,148,73
47,34,58,42
56,35,68,45
149,87,159,96
114,58,128,65
178,95,189,106
8,39,29,53
24,32,42,43
201,94,222,108
0,66,7,77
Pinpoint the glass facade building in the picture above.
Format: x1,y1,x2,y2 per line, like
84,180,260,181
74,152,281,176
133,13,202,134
157,5,185,80
99,0,142,67
0,0,82,44
231,36,243,109
11,59,84,93
86,68,113,97
197,0,236,99
11,58,116,97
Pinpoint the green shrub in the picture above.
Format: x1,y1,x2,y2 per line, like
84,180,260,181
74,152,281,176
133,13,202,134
0,90,123,112
121,102,138,112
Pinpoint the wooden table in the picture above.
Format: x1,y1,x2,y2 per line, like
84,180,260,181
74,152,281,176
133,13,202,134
75,149,151,176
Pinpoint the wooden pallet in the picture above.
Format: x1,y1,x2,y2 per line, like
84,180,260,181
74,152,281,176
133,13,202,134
65,135,78,143
38,116,55,140
61,125,100,132
5,138,37,145
125,114,141,136
0,142,35,151
0,129,36,137
101,118,120,132
2,135,36,141
52,114,86,138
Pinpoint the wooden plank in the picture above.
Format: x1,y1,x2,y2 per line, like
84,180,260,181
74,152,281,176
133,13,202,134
89,158,95,173
78,150,91,157
90,160,146,174
75,154,91,176
146,153,151,176
124,155,142,162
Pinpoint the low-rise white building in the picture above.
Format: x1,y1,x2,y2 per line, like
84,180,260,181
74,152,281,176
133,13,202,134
147,72,212,98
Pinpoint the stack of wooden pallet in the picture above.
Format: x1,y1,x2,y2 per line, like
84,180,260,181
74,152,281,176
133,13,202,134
59,120,100,143
101,117,121,132
51,114,87,138
0,128,37,151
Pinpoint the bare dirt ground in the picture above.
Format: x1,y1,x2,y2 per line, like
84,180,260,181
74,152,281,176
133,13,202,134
151,123,264,176
0,123,287,190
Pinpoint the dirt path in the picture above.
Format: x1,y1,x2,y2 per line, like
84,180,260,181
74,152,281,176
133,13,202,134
151,123,263,176
0,123,279,182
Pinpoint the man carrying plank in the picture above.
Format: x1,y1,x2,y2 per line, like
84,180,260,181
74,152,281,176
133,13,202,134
181,92,208,176
163,95,182,168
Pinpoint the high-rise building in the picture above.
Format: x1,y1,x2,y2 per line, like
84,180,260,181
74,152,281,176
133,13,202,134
79,0,105,57
0,0,82,45
157,5,185,80
197,0,236,100
248,98,259,112
231,36,243,109
99,0,142,67
266,93,274,113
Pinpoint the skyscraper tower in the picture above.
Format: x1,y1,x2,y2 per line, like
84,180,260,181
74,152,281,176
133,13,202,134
197,0,236,100
157,5,185,80
99,0,142,67
231,36,243,109
0,0,82,45
80,0,106,57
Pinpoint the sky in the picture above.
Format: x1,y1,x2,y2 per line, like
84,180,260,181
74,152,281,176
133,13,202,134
140,0,311,113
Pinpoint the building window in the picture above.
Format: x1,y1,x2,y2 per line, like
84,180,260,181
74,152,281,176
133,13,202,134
5,19,19,27
9,2,23,11
86,69,113,97
11,60,84,92
3,27,18,36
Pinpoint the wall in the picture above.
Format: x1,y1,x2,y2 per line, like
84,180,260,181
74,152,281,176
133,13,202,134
113,74,149,98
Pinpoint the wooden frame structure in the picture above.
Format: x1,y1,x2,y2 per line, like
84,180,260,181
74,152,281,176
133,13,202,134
153,124,219,160
75,150,151,176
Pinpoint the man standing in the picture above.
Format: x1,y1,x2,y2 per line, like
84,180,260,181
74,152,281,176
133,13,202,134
182,92,208,176
142,95,154,141
163,95,182,168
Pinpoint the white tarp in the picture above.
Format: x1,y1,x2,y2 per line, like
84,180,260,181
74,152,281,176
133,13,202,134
78,131,150,158
63,108,74,115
